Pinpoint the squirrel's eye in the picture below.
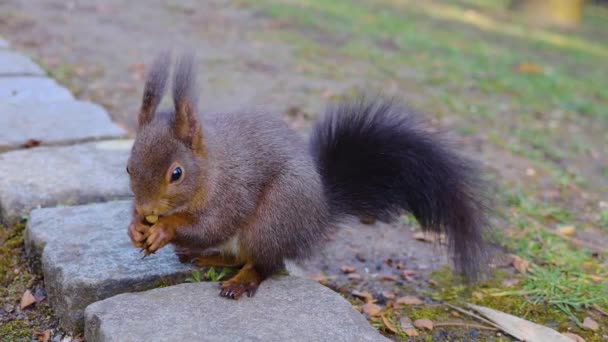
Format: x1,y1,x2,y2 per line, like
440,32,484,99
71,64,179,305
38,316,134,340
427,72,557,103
170,167,182,183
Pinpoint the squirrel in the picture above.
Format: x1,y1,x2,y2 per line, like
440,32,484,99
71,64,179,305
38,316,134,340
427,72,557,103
127,52,490,300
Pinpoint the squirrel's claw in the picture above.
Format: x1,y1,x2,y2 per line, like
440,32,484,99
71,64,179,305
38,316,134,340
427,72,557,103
219,281,259,300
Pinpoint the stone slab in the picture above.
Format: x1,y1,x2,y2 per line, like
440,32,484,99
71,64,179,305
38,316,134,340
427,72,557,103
0,50,45,76
25,200,193,332
85,277,388,342
0,77,73,102
0,100,126,152
0,140,133,225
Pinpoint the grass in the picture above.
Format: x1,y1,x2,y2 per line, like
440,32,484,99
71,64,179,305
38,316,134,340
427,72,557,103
245,0,608,339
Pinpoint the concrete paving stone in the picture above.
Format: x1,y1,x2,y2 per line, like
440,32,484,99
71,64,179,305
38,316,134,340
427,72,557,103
25,200,194,332
0,50,45,76
0,36,9,48
84,277,389,342
0,140,133,225
0,77,73,102
0,100,126,152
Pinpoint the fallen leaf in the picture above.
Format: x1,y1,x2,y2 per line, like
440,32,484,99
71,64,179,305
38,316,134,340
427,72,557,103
340,265,356,274
510,255,530,273
355,253,367,262
514,62,544,74
379,275,397,281
582,317,599,331
557,225,577,237
347,273,362,281
502,278,521,287
352,290,374,302
382,290,396,300
396,296,424,306
22,139,41,148
413,318,434,331
562,332,586,342
466,303,574,342
401,269,417,281
399,317,419,336
413,231,436,242
380,313,398,334
525,168,537,176
395,262,405,269
34,330,51,342
472,291,484,300
308,274,327,283
20,290,36,309
360,303,382,317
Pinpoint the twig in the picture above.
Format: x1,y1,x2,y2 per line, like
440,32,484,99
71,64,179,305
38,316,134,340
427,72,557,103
434,322,498,331
445,304,501,330
594,304,608,316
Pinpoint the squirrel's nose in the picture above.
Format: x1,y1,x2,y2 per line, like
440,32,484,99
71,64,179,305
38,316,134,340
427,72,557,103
135,203,158,217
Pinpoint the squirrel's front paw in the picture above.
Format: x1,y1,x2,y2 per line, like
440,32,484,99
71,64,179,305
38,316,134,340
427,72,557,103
128,219,150,248
143,224,174,256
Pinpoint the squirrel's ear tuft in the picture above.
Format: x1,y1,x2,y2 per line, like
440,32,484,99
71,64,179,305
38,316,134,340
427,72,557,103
172,52,203,152
139,51,171,128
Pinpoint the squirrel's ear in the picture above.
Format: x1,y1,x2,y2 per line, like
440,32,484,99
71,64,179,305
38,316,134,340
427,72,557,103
172,53,204,153
138,51,170,128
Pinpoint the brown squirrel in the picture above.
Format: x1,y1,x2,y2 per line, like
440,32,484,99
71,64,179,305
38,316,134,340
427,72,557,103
127,52,489,299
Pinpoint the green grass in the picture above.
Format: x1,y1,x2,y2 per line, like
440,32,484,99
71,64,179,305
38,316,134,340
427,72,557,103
246,0,608,338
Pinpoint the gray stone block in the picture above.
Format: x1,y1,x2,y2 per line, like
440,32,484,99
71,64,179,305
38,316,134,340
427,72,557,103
25,200,193,332
0,77,72,102
0,36,9,48
0,140,133,225
0,100,126,152
84,277,388,342
0,50,45,76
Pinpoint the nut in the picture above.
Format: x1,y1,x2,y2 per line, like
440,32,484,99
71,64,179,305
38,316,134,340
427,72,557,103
145,215,158,224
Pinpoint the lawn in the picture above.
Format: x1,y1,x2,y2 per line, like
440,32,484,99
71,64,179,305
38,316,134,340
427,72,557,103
242,0,608,340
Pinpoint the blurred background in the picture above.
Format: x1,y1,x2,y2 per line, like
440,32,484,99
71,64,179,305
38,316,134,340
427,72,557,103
0,0,606,341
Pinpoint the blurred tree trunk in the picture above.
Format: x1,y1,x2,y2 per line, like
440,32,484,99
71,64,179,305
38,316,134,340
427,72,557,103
510,0,585,27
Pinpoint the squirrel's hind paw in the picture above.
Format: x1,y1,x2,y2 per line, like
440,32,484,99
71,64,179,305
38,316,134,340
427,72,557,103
219,263,263,300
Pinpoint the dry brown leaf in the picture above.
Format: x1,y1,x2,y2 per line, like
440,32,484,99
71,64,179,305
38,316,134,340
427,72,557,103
399,317,419,336
308,274,327,283
562,332,586,342
514,62,544,74
413,231,436,242
403,327,419,337
380,313,399,334
413,318,434,331
20,290,36,309
347,273,362,281
396,296,424,306
22,139,41,148
395,262,405,269
557,225,577,237
472,291,484,300
502,278,521,287
360,303,382,317
382,290,396,300
352,290,374,303
582,317,599,331
340,265,356,274
379,275,397,281
510,255,530,273
34,330,51,342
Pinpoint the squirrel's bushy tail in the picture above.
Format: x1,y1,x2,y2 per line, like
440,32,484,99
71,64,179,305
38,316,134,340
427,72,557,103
309,97,489,279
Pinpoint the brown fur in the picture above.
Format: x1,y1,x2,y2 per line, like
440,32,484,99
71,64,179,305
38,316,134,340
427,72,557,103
127,52,490,299
127,53,330,297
